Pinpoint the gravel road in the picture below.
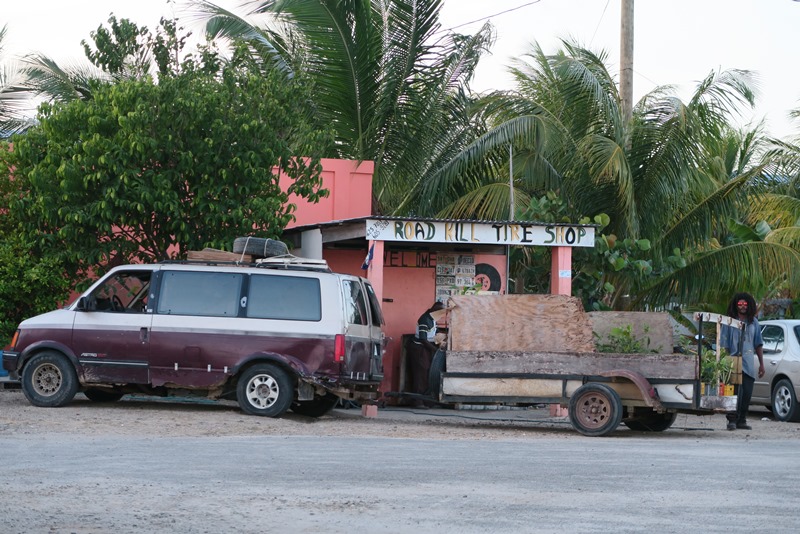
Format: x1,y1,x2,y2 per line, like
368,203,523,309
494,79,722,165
2,389,800,534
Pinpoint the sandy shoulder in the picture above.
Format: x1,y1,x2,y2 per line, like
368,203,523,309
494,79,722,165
2,389,799,442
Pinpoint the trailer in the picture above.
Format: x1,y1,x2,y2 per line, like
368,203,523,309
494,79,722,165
421,294,739,437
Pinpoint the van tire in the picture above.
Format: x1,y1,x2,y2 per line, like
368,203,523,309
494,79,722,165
233,237,288,258
21,351,79,408
83,388,124,403
237,363,293,417
291,393,339,417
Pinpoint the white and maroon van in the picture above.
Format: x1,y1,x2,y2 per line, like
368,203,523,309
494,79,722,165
1,258,384,417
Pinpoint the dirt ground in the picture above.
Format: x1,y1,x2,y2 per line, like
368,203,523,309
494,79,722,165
1,388,798,441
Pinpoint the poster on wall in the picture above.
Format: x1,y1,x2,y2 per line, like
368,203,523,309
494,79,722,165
435,254,500,302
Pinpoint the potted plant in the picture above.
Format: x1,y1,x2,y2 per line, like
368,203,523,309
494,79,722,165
700,347,734,396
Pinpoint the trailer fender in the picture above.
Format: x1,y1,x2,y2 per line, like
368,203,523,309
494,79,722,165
599,369,663,411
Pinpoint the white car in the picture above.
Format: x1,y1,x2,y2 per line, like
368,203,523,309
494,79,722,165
754,320,800,422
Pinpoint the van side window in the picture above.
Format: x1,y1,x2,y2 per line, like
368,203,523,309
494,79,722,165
157,272,242,317
344,280,368,326
90,271,151,313
247,275,321,321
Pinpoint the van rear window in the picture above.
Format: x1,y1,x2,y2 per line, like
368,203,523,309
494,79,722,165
247,275,321,321
157,272,243,317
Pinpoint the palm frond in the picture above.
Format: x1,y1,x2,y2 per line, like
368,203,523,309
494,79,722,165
437,182,531,220
187,0,294,75
636,242,800,309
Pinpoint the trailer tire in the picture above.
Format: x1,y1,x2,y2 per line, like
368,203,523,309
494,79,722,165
623,410,677,432
568,383,623,437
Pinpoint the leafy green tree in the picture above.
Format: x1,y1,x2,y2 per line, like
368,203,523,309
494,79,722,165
191,0,493,213
3,19,332,274
0,234,72,346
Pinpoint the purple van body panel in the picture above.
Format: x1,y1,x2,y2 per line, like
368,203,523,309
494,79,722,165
147,330,336,388
9,263,384,407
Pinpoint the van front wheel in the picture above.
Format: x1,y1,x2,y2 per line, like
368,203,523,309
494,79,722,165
21,351,79,408
237,364,293,417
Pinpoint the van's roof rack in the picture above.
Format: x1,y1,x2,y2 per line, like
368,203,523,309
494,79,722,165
255,254,331,272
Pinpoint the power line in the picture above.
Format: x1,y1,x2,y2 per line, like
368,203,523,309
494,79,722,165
444,0,542,32
589,0,611,47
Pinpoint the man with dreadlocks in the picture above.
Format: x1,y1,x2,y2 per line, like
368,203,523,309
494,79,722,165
720,292,766,431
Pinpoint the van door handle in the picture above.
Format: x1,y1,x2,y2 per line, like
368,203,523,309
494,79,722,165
241,296,247,308
140,327,149,343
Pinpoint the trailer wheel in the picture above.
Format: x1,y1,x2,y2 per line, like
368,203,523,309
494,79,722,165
623,410,677,432
568,383,623,437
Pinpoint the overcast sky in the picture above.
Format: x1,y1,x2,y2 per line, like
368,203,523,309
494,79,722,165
3,0,799,138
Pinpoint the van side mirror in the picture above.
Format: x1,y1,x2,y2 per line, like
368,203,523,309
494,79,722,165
76,297,90,311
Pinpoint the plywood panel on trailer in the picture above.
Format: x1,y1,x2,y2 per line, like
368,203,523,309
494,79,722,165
446,294,595,353
589,311,675,353
446,350,697,380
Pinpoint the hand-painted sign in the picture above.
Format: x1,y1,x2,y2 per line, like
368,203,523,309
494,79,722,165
365,219,595,247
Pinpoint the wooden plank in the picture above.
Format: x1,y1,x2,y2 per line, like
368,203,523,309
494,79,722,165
446,350,698,380
446,294,595,353
589,311,675,353
187,249,253,263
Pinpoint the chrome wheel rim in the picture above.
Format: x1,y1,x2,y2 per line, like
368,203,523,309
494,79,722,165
774,385,793,419
246,374,280,409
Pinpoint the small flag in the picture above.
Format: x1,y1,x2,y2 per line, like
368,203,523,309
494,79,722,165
361,244,375,270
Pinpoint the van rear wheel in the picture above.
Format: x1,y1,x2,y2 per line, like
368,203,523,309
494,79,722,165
237,364,293,417
291,393,339,417
21,351,79,408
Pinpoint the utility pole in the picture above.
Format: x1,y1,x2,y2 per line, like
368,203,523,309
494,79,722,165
620,0,634,124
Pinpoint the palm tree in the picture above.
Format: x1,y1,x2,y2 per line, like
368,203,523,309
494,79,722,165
189,0,494,213
419,40,800,308
0,25,32,136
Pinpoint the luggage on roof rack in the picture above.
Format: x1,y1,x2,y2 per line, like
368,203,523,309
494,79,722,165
256,255,331,272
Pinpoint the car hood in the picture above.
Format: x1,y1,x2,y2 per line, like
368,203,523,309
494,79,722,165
20,308,76,329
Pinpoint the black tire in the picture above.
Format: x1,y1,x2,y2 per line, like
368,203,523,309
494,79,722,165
236,363,293,417
771,378,800,422
568,383,623,437
233,236,288,258
291,393,339,418
21,351,79,408
474,263,502,291
427,349,446,399
83,388,124,403
623,410,677,432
